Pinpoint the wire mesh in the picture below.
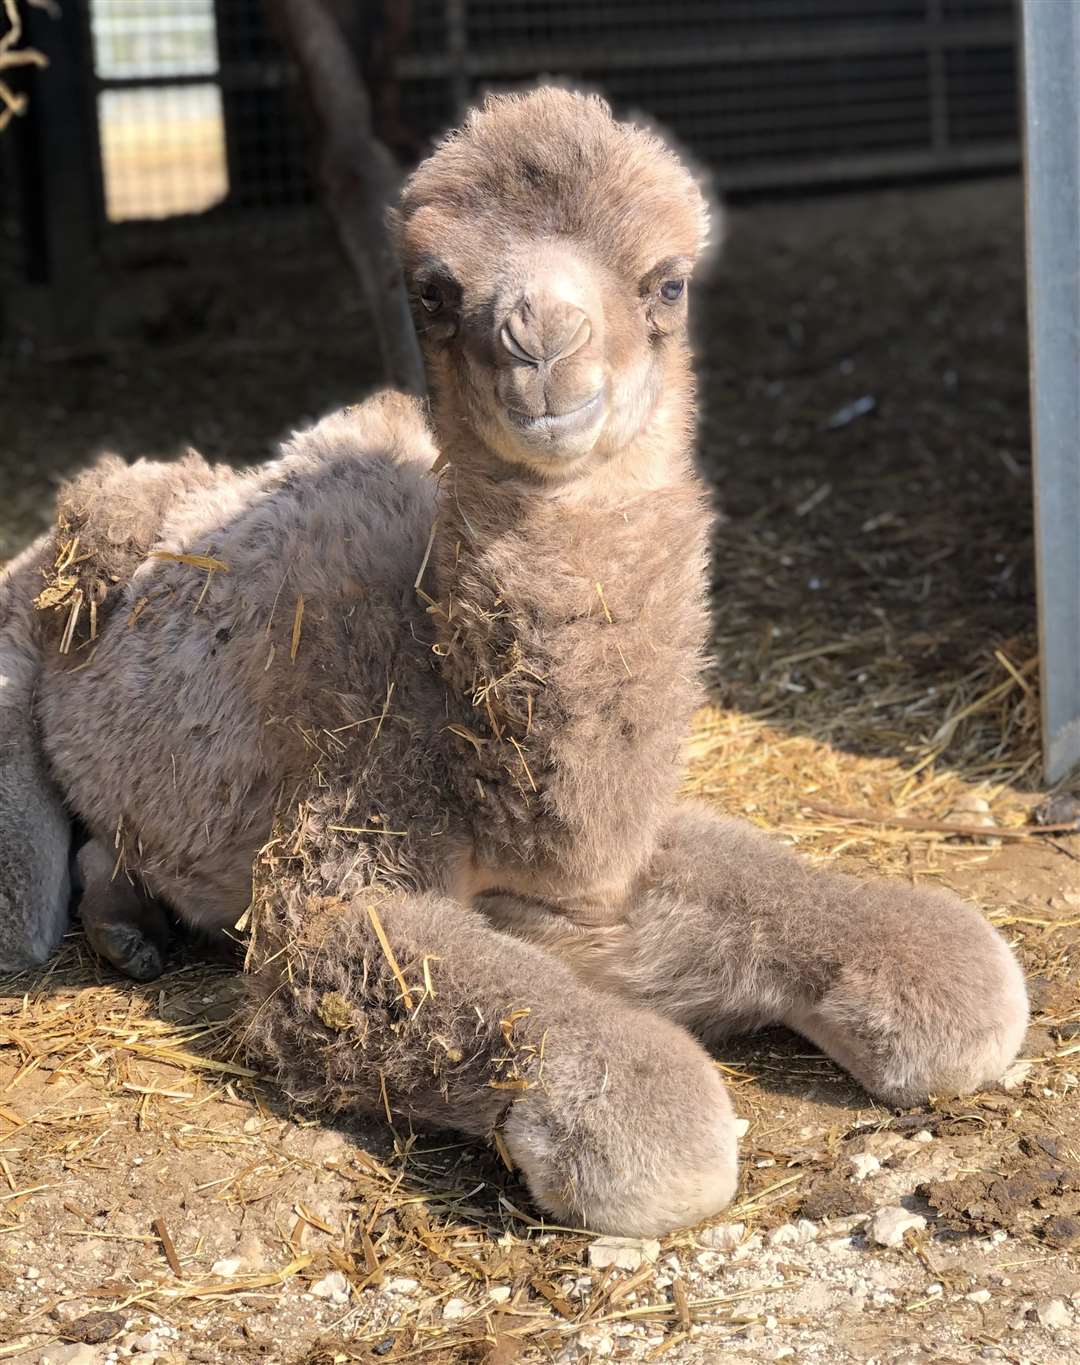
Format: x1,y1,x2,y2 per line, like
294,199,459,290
2,0,1021,293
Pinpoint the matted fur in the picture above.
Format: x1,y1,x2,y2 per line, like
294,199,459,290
1,90,1028,1234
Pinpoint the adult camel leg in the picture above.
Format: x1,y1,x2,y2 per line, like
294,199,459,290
244,887,738,1235
0,537,72,972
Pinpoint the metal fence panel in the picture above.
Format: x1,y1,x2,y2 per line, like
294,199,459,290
1022,0,1080,783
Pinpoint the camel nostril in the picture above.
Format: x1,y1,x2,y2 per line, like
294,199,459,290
500,301,592,365
500,320,541,366
558,313,592,362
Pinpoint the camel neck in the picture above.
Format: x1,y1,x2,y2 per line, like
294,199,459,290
423,446,712,886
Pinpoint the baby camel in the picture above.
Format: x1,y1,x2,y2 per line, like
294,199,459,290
1,90,1027,1236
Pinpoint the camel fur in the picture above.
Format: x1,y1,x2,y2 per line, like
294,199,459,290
0,89,1028,1236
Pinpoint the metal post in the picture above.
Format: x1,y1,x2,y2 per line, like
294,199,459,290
20,0,102,328
1022,0,1080,783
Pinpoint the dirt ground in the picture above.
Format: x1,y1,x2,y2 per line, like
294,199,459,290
3,177,1080,1365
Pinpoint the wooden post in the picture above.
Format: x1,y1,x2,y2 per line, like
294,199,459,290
19,0,101,328
263,0,424,395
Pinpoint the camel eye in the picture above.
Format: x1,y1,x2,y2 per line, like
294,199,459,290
419,282,444,314
660,278,685,304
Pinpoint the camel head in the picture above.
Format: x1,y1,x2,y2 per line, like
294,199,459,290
396,87,711,482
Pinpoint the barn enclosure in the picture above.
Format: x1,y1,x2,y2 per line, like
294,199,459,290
9,6,1080,1364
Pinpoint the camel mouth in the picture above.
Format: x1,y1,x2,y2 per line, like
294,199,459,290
501,391,606,452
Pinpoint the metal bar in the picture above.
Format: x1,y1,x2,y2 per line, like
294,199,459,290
1022,0,1080,783
392,17,1017,81
91,64,293,93
710,140,1017,192
927,0,950,153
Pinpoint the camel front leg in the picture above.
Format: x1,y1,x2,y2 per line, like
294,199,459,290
244,887,738,1235
603,804,1029,1108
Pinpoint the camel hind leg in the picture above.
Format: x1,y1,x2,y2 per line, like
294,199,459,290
75,839,171,981
0,536,72,972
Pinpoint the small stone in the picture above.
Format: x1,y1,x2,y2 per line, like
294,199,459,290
242,1116,262,1133
698,1221,745,1251
575,1326,614,1357
967,1289,992,1304
588,1236,661,1271
1037,1298,1071,1330
1000,1060,1033,1091
766,1219,816,1248
40,1348,103,1365
130,1334,161,1354
911,1129,933,1144
310,1270,350,1304
774,1351,796,1361
868,1206,926,1248
386,1276,420,1295
210,1257,243,1279
25,1267,41,1280
441,1297,472,1321
732,1233,763,1262
52,1300,94,1325
488,1285,512,1304
733,1117,750,1139
850,1154,881,1181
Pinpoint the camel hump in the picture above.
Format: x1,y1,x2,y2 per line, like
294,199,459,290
279,390,439,475
34,449,225,663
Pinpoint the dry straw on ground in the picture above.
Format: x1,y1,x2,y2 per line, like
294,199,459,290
0,0,53,134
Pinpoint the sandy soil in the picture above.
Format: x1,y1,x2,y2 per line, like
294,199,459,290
3,177,1080,1365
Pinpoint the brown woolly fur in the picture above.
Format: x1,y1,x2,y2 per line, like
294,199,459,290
0,89,1027,1235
